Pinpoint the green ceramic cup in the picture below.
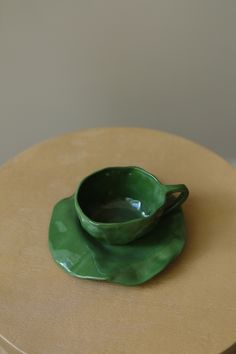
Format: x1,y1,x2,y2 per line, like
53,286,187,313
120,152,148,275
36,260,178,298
74,166,189,245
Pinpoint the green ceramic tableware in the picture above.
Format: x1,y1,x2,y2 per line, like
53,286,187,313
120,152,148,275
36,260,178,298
74,166,189,245
49,196,186,286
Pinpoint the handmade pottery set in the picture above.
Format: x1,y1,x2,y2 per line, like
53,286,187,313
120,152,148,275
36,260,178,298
49,166,189,286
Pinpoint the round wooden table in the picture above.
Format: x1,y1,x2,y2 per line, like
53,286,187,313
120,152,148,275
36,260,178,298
1,128,236,354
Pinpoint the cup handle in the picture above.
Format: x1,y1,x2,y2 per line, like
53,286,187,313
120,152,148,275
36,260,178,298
163,184,189,216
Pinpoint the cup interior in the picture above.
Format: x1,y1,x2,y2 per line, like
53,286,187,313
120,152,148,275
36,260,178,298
76,167,165,223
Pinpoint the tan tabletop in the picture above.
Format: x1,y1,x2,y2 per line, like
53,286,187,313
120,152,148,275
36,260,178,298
1,127,236,354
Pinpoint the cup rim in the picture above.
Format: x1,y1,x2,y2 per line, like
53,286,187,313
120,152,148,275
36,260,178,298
74,166,166,226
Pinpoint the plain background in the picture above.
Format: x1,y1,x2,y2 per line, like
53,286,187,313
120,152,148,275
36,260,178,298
0,1,235,165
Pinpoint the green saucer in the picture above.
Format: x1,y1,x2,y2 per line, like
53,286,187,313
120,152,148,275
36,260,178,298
49,196,186,286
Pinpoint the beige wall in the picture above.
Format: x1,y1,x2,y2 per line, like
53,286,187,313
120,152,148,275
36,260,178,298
0,1,236,164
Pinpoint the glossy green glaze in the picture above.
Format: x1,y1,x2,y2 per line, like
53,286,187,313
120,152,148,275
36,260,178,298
49,196,186,286
75,166,189,245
